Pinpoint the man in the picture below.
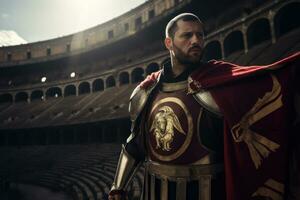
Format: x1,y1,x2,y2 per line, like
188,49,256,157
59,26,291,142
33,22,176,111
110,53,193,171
109,13,299,200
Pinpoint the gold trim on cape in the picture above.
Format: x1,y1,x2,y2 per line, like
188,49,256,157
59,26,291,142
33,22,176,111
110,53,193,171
231,75,282,169
252,179,284,200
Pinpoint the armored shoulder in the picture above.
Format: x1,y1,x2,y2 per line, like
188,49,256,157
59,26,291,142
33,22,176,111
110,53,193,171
129,84,155,122
193,90,222,117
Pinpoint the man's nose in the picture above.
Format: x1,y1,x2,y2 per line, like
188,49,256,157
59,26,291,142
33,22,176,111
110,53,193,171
191,34,202,45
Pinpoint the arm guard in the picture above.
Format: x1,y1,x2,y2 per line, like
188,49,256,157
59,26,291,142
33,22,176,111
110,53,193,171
110,145,142,192
110,83,158,193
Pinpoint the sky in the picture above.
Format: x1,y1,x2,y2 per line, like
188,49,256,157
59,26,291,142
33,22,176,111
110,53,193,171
0,0,146,43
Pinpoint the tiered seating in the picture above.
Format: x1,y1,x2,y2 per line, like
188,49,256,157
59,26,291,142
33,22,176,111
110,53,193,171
20,98,64,128
223,28,300,66
0,144,144,200
31,94,92,127
83,85,136,122
224,50,244,63
0,84,137,129
0,103,11,112
235,41,271,65
250,28,300,65
281,30,300,58
0,102,27,127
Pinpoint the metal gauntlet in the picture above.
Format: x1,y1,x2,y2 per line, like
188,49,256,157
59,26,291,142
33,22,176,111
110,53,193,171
110,145,141,192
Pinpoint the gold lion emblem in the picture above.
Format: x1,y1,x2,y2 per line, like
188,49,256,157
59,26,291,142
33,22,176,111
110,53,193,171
150,106,186,151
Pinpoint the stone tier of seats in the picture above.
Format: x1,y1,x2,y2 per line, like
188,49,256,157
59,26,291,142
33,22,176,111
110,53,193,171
225,28,300,65
0,144,144,200
0,84,137,129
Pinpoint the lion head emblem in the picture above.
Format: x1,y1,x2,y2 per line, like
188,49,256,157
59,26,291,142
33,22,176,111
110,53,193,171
150,106,186,151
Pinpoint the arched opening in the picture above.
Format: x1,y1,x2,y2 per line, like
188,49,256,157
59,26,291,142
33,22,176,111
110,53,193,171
224,30,244,57
119,72,129,86
31,90,44,101
78,82,90,95
275,2,300,38
146,63,160,75
15,92,28,103
106,76,116,88
131,68,144,83
46,87,62,98
203,41,222,61
0,93,13,104
64,85,76,96
93,79,104,92
247,18,271,48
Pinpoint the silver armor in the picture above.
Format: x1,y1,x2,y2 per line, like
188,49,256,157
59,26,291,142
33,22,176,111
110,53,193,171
110,74,223,199
144,161,224,200
110,145,141,191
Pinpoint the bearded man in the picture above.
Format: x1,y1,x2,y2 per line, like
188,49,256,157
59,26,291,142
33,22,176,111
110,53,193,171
109,13,300,200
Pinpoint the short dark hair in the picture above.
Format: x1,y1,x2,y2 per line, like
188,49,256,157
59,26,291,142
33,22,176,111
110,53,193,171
165,13,203,38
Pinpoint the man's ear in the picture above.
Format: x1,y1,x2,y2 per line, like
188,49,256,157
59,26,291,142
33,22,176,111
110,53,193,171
164,37,173,50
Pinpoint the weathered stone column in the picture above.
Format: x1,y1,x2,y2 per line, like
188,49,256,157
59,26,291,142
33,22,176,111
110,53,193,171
268,10,276,44
242,25,248,54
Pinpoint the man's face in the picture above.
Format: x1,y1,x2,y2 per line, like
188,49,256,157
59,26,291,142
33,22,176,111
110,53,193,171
167,19,204,65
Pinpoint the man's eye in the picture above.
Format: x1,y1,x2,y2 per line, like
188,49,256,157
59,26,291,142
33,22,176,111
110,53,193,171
197,33,204,38
182,33,192,38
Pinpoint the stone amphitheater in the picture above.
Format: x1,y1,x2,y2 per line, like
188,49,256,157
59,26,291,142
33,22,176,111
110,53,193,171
0,0,299,199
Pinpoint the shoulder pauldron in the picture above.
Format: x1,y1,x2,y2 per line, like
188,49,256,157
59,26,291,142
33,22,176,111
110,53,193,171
129,84,156,122
193,90,222,117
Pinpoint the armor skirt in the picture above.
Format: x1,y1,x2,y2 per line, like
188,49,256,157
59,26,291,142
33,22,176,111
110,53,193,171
141,161,225,200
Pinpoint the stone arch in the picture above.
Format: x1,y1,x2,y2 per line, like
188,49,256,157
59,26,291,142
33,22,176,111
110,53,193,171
146,63,160,75
46,87,62,98
78,82,90,95
0,93,13,104
224,30,244,57
274,2,300,38
247,18,271,48
203,40,222,61
15,92,28,102
106,76,116,88
119,72,129,86
93,79,104,92
131,68,144,83
64,84,76,96
31,90,44,101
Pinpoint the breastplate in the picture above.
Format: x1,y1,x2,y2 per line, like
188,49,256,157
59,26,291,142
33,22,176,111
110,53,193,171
146,81,214,165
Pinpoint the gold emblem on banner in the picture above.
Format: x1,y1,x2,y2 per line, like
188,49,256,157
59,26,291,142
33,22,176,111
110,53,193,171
150,106,186,151
231,75,282,169
252,179,284,200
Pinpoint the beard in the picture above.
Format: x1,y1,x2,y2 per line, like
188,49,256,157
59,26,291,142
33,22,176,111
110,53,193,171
172,43,203,66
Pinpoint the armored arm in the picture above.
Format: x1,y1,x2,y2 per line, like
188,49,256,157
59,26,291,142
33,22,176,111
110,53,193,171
110,85,152,195
110,144,142,193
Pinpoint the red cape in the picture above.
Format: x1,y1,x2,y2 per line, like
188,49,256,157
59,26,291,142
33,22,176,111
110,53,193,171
140,52,300,199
